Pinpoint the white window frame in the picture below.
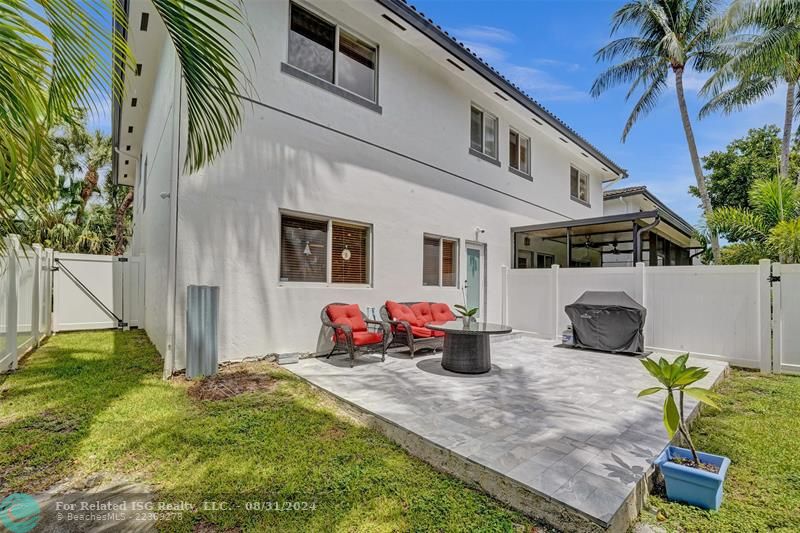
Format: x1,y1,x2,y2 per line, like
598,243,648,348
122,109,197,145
286,2,379,104
469,104,499,161
509,128,531,176
278,210,373,287
423,234,459,288
570,164,590,206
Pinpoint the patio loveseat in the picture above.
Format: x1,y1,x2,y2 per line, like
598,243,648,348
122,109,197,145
380,301,456,357
321,303,389,367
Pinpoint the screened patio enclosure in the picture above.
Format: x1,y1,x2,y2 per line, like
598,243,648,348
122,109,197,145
511,210,701,269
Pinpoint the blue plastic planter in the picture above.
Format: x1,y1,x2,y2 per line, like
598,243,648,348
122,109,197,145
655,446,730,510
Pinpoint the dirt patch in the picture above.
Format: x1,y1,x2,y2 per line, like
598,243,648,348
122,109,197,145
193,521,242,533
188,370,277,401
669,457,721,474
321,426,346,441
21,410,81,433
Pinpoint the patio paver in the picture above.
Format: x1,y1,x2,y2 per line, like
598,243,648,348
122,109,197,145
291,333,728,532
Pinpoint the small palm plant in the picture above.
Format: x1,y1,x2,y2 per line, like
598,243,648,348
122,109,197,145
453,305,479,320
638,354,719,466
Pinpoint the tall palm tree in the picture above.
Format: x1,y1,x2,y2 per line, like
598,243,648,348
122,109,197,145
700,0,800,183
591,0,723,262
0,0,252,249
707,176,800,263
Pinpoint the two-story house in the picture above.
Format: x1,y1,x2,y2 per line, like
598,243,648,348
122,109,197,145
114,0,659,370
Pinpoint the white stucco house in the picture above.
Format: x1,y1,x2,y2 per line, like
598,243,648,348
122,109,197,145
113,0,697,371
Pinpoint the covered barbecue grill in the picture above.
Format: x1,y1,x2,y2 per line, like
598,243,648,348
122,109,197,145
565,291,646,353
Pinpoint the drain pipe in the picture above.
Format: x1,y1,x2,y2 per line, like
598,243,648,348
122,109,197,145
633,214,661,264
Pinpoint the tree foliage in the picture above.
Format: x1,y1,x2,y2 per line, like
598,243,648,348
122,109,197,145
690,125,800,210
707,176,800,263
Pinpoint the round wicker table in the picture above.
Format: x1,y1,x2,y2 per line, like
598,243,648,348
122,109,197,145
426,321,512,374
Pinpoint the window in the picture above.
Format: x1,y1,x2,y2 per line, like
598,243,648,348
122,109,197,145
536,253,554,269
570,165,590,204
509,129,531,175
288,3,377,102
469,105,498,160
280,213,371,284
423,235,458,287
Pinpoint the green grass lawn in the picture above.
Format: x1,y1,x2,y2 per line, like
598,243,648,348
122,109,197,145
0,330,536,532
640,369,800,533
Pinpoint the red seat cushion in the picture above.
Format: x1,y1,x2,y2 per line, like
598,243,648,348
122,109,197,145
395,324,434,338
349,331,384,346
411,302,434,325
386,301,420,326
427,320,448,336
326,304,367,332
430,303,455,322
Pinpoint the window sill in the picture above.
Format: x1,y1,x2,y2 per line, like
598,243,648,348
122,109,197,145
509,166,532,181
278,281,373,289
570,195,591,208
468,148,501,167
281,63,382,114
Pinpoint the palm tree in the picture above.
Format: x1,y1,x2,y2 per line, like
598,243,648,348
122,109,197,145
707,176,800,263
700,0,800,183
0,0,252,249
591,0,723,262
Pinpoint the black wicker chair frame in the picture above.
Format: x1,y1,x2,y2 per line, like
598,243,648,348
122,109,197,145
379,302,446,357
321,303,389,367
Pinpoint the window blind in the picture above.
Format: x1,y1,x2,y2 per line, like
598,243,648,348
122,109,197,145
280,215,328,282
331,223,369,284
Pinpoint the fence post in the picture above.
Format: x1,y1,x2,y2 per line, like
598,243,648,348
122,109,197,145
4,235,20,371
44,249,54,337
551,264,560,340
31,244,41,346
635,262,646,307
758,259,773,374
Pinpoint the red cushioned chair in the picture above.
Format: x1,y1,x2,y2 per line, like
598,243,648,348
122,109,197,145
380,301,455,357
321,303,389,367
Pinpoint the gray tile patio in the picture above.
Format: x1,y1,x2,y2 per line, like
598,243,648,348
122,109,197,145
291,333,728,531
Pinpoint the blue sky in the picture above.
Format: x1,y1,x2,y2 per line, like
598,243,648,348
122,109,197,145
409,0,787,225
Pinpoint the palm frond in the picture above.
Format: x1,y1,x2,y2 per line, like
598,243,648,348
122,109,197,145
720,240,775,264
706,206,769,241
768,219,800,263
623,69,668,140
699,74,777,117
749,176,800,226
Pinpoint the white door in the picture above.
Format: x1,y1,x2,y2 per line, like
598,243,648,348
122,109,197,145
465,242,486,318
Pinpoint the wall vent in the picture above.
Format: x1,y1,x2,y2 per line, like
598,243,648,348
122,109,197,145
131,98,137,107
446,58,465,71
135,64,142,76
140,13,149,31
494,91,509,101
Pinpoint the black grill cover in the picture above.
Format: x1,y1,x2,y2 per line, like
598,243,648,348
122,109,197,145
565,291,646,353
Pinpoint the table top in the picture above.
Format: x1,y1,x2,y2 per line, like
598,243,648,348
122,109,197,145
426,321,512,335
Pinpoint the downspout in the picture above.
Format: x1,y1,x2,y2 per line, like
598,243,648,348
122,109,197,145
634,214,661,264
602,172,626,191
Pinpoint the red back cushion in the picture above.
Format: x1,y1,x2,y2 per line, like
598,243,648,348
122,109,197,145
326,304,367,332
430,303,456,322
386,301,420,326
411,302,434,325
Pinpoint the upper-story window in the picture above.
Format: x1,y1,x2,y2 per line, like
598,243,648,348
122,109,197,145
288,3,377,102
509,129,531,176
470,105,498,161
570,165,590,205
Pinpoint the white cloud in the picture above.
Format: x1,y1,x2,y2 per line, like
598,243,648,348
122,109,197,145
448,25,586,103
449,25,516,44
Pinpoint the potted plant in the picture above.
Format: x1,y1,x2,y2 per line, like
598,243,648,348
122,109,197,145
638,354,730,510
453,304,478,327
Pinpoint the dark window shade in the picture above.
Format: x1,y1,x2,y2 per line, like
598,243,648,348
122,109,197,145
570,166,580,197
509,130,519,170
470,107,483,152
280,215,328,282
290,4,334,49
331,223,369,284
339,33,375,69
423,237,440,286
442,239,457,287
288,4,335,83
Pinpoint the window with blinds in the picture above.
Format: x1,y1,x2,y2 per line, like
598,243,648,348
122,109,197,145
332,222,369,284
570,165,590,204
280,213,371,284
423,235,458,287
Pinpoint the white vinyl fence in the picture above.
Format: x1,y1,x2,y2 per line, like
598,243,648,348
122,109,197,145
505,259,794,374
1,235,53,372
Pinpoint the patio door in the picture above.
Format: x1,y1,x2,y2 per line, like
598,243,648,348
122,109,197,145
465,242,486,318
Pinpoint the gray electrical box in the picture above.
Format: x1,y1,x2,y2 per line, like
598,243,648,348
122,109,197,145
186,285,219,378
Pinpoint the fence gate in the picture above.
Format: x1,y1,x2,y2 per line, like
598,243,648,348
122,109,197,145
52,252,144,332
773,263,800,374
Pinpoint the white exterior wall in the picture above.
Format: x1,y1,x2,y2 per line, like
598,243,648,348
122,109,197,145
131,42,180,356
133,0,619,367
